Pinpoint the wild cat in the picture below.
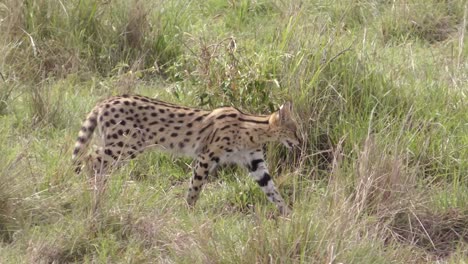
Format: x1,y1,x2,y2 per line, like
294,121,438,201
72,95,300,214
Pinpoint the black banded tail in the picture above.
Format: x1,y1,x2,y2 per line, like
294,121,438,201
72,108,99,173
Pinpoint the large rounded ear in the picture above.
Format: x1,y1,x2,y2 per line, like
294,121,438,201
284,101,293,111
279,102,292,123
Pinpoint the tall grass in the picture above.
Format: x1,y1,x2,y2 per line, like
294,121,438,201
0,0,467,262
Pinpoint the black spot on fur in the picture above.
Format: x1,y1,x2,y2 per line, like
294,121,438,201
89,117,97,125
249,159,264,172
120,120,126,126
117,142,124,147
169,113,175,118
257,173,271,187
194,116,204,122
186,131,193,136
159,127,165,132
199,123,213,134
151,112,157,117
160,137,165,142
159,109,165,114
170,133,178,137
194,174,203,181
178,113,186,117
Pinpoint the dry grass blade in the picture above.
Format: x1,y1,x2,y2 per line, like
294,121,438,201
389,208,468,258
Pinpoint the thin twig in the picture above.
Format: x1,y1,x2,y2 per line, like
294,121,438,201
21,28,37,57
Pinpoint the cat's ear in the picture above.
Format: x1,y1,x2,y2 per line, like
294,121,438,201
278,102,292,123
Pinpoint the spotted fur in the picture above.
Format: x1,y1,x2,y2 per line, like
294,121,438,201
72,94,300,215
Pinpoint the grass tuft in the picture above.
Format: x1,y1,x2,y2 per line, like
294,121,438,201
389,208,468,258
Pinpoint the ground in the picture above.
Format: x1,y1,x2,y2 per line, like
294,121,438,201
0,0,467,263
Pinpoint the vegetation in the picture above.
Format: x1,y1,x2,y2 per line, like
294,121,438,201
0,0,467,262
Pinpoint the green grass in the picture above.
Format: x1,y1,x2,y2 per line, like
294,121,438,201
1,0,467,262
